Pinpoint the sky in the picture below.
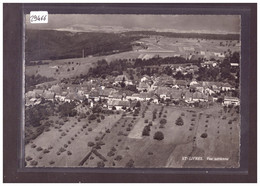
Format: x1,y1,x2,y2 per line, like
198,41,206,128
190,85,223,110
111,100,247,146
26,14,241,34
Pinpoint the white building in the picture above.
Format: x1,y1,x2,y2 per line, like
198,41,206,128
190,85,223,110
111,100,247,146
223,97,240,106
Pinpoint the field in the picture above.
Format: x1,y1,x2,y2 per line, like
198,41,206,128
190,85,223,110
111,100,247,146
25,102,240,168
25,36,240,80
138,36,240,56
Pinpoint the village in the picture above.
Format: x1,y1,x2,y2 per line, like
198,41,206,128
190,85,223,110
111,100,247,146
24,33,241,168
25,65,240,110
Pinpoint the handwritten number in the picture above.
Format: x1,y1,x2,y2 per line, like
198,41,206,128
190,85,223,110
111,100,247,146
30,15,47,23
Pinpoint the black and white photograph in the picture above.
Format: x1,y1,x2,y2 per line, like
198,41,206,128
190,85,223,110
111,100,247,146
24,13,241,168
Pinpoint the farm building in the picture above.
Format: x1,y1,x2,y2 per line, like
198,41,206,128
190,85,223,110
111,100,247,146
184,92,208,103
107,100,130,110
223,97,240,106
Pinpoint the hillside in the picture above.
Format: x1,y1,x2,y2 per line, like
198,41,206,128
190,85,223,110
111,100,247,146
25,29,143,63
124,31,240,40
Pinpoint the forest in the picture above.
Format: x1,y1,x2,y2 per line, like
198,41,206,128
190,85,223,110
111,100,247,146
25,29,144,62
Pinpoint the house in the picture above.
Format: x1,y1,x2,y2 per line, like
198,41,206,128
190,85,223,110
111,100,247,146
230,63,239,67
114,75,132,86
221,83,232,91
204,88,215,95
190,82,204,93
156,75,176,87
74,92,85,103
176,66,184,72
151,95,159,104
200,51,206,55
151,81,160,90
107,100,130,110
42,91,55,101
184,65,199,74
64,93,75,103
170,90,183,101
126,93,144,101
100,88,116,100
193,92,208,102
201,61,217,68
210,82,222,93
26,91,37,99
77,90,85,97
50,84,62,94
185,92,208,103
190,79,199,86
139,92,153,101
56,91,68,102
212,96,219,102
33,89,44,98
223,96,240,106
80,86,92,98
137,81,150,92
140,75,153,84
185,92,194,103
26,97,41,106
89,90,100,102
164,78,176,87
214,52,225,58
175,80,188,89
109,91,123,101
155,87,171,100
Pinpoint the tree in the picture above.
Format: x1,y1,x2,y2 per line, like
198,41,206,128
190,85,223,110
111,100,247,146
230,52,240,63
92,105,102,113
89,114,97,120
142,125,150,136
153,131,164,140
58,102,77,117
200,133,208,138
160,119,167,125
135,101,141,107
175,116,184,126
